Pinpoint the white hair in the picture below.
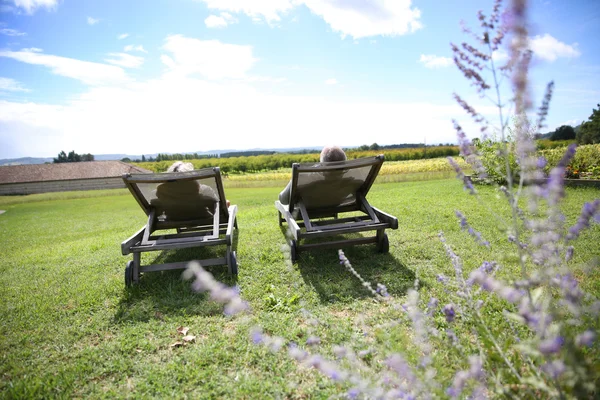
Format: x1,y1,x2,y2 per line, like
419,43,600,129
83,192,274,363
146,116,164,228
167,161,194,172
320,145,347,162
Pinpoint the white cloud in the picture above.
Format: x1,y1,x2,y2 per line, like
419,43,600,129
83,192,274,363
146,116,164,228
1,27,26,36
529,34,580,62
13,0,58,14
0,77,30,92
205,12,239,28
198,0,422,38
87,16,99,25
104,53,144,68
302,0,422,39
492,49,508,62
419,54,453,69
124,44,148,53
0,75,484,158
118,33,129,40
161,35,257,79
198,0,295,24
558,119,583,128
0,48,129,86
325,78,337,85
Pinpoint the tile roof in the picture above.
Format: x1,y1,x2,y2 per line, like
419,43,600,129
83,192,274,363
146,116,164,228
0,161,152,184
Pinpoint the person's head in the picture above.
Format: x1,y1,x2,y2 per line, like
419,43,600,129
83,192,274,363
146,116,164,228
167,161,194,172
320,145,346,163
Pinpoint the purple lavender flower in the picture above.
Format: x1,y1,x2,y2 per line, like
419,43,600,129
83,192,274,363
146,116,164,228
251,328,263,344
427,297,439,310
567,199,600,240
538,336,564,355
455,211,490,247
186,262,250,316
306,336,321,346
536,156,547,169
565,246,574,262
347,388,360,399
443,304,456,322
287,343,308,362
575,330,596,347
332,345,347,359
542,360,566,379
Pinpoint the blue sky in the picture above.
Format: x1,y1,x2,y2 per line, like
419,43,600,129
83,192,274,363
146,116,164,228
0,0,598,158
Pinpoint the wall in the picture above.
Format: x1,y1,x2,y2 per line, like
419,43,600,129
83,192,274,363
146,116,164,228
0,177,126,195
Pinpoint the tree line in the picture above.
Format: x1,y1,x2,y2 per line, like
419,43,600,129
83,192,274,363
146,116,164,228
53,150,94,163
135,145,461,173
542,102,600,143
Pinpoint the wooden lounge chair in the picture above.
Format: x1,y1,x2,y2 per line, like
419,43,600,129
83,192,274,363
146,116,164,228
275,155,398,262
121,167,238,286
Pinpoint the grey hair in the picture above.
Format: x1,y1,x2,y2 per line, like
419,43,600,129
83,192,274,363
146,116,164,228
320,145,347,162
167,161,194,172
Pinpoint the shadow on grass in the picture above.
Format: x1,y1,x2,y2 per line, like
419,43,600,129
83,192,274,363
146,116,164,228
291,233,416,304
113,245,238,324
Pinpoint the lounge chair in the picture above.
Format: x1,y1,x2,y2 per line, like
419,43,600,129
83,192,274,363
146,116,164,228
121,167,238,286
275,155,398,261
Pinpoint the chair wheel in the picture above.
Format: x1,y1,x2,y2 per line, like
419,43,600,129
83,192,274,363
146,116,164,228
378,233,389,253
125,260,134,287
229,251,238,275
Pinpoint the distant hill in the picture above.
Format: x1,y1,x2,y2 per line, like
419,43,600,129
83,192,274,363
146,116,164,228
1,144,439,166
0,147,321,166
0,157,54,166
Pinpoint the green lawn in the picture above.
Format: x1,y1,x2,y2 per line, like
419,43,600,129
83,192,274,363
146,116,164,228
1,179,599,398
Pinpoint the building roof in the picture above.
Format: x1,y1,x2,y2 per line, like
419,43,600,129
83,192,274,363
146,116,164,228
0,161,152,184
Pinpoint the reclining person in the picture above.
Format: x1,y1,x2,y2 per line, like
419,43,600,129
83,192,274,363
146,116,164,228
152,161,227,222
278,145,347,206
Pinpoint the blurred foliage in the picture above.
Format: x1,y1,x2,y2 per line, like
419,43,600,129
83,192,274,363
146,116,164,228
134,146,460,173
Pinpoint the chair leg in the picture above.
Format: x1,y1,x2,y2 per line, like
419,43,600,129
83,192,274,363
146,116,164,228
133,252,141,283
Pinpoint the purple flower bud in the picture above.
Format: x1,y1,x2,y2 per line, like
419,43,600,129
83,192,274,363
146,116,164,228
542,360,565,379
251,329,263,344
347,388,360,399
565,246,574,262
358,350,371,358
428,297,439,310
443,304,456,322
536,156,547,169
575,330,596,347
539,336,564,354
333,345,347,359
306,336,321,346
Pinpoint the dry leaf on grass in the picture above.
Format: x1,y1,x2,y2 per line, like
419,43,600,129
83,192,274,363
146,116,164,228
171,341,183,348
176,326,189,335
182,335,196,343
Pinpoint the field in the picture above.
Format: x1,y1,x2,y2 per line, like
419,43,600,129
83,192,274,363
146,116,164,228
1,163,599,398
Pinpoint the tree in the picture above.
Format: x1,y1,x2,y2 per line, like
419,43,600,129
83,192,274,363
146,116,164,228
53,150,94,163
550,125,575,141
141,155,146,162
53,150,68,163
121,157,132,163
577,103,600,144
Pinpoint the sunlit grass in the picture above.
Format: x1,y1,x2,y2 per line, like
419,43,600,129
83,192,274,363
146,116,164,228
1,178,598,398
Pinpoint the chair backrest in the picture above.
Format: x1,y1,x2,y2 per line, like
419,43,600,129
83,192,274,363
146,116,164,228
289,155,384,213
123,167,228,227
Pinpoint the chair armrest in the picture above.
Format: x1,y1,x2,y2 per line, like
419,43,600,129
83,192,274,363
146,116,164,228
121,226,146,255
372,206,398,229
275,201,301,240
226,204,238,245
